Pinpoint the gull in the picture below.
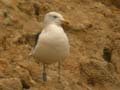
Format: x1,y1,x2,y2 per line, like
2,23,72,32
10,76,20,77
30,12,70,81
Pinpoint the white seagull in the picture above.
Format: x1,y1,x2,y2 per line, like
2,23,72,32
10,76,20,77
30,12,70,81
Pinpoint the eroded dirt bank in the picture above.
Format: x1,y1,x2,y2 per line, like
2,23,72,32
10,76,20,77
0,0,120,90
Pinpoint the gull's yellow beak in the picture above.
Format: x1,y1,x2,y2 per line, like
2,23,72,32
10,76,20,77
62,19,70,25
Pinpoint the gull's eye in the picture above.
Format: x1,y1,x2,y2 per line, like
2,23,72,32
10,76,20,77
53,15,58,19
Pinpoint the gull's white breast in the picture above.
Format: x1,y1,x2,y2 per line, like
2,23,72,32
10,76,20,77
32,24,70,64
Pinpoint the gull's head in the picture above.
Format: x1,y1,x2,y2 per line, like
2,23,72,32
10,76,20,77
44,12,69,26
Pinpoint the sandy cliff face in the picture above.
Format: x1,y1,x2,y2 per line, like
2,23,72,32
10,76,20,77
0,0,120,90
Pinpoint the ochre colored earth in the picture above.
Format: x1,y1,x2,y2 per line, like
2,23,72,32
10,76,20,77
0,0,120,90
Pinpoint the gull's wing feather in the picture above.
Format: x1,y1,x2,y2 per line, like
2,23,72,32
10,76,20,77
29,32,41,56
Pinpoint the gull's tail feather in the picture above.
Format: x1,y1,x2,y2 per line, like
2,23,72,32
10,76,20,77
29,48,34,56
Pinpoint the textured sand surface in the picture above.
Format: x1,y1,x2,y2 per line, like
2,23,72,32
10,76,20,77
0,0,120,90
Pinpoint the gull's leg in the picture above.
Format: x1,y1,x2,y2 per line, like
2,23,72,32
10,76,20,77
42,63,47,81
58,60,61,82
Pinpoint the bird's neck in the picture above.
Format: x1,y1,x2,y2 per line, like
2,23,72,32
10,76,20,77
43,23,63,33
44,23,61,28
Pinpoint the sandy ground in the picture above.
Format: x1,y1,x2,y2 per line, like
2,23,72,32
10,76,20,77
0,0,120,90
